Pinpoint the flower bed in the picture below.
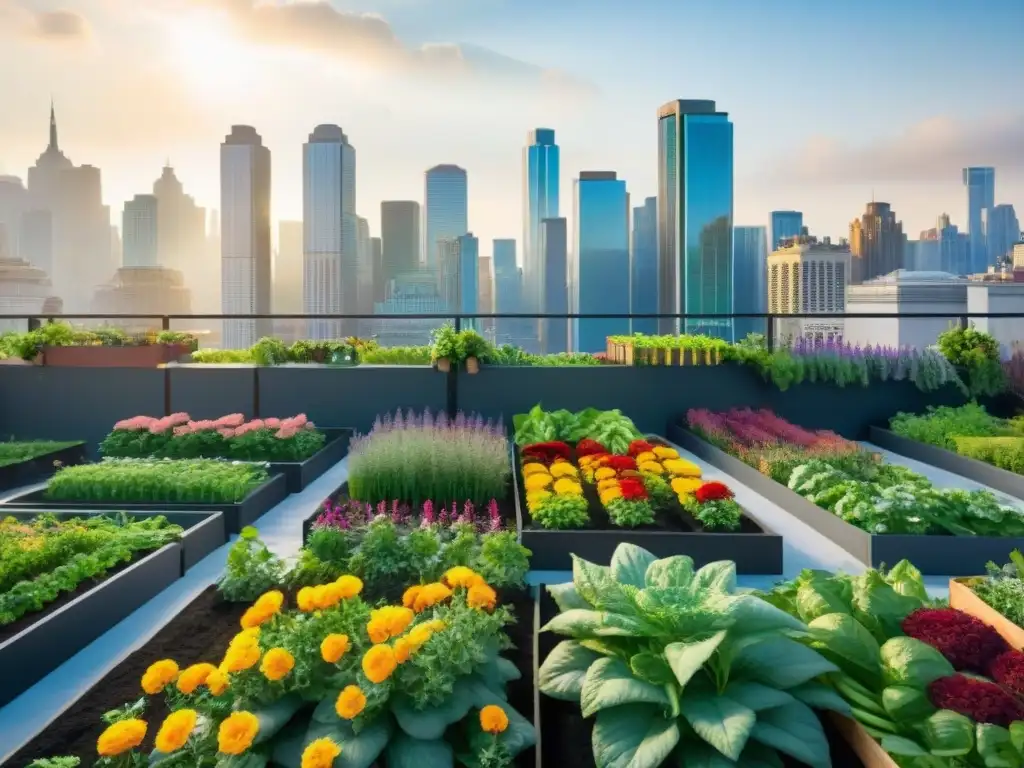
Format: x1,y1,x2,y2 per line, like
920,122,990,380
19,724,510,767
676,408,1024,574
0,439,86,491
765,561,1024,767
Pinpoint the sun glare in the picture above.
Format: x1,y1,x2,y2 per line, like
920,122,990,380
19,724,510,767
169,14,253,97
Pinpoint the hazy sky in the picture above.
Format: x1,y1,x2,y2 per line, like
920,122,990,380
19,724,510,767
1,0,1023,251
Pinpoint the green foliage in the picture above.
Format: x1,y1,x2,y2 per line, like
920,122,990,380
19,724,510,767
512,405,642,454
5,322,196,361
955,436,1024,473
45,458,269,504
969,550,1024,629
472,530,531,588
191,347,253,363
360,345,433,365
530,494,589,529
251,336,291,365
690,499,742,530
0,439,82,468
605,498,654,527
538,544,846,768
890,402,1008,451
430,324,496,366
489,344,603,366
216,526,287,602
937,324,1007,396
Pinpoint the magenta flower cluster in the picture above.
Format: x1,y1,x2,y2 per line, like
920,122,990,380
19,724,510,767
687,407,857,453
113,412,314,441
313,496,504,532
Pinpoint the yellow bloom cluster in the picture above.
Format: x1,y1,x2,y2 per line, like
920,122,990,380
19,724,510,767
297,575,364,612
260,647,295,682
177,662,217,695
320,633,350,664
154,709,198,754
97,719,147,757
524,459,584,517
221,627,262,673
367,605,415,642
141,659,179,695
240,589,284,629
403,582,453,612
393,618,445,664
218,711,260,755
335,684,367,719
302,737,342,768
480,704,509,734
631,445,705,504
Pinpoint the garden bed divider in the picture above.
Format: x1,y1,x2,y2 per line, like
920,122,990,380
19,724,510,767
868,427,1024,501
0,442,87,493
268,427,352,494
948,578,1024,650
667,424,1024,575
0,541,182,709
829,713,897,768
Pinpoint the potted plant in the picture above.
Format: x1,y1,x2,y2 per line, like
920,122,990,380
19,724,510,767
430,323,460,372
459,328,493,374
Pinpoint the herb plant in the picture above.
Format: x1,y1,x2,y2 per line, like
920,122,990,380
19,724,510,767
0,440,82,468
968,550,1024,629
216,526,287,602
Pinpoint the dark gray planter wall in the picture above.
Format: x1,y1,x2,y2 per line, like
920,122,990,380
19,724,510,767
0,367,164,458
169,367,256,419
258,366,447,433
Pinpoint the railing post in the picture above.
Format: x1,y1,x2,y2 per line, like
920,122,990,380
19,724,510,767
765,314,775,351
959,314,969,330
447,315,461,418
161,316,170,332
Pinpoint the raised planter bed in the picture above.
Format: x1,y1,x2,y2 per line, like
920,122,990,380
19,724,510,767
0,441,86,492
3,472,288,535
669,423,1024,575
517,437,782,573
869,426,1024,501
42,343,195,367
270,427,352,493
605,339,724,366
948,577,1024,649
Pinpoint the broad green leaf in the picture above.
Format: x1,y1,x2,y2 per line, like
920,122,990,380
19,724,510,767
722,682,794,712
250,694,304,744
879,735,927,757
882,686,936,722
645,555,695,589
976,724,1017,768
312,692,343,724
736,742,784,768
549,582,590,611
611,544,658,588
458,677,537,757
880,637,955,689
678,691,755,760
495,657,521,683
785,682,852,716
541,609,635,637
630,652,675,686
385,733,454,768
538,641,602,701
806,613,881,682
851,570,925,643
573,555,637,615
592,704,680,768
294,718,391,768
748,701,831,768
690,561,737,596
391,682,473,740
216,755,270,768
731,637,838,689
716,595,807,635
265,716,310,768
1011,721,1024,753
677,742,740,768
665,631,728,688
795,579,852,623
885,560,929,602
581,657,671,718
923,710,974,757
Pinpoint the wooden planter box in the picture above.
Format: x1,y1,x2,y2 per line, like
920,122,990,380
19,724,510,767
604,339,722,366
42,343,195,367
949,578,1024,649
830,713,897,768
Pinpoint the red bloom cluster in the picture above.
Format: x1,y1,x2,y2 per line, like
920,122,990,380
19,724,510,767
522,442,571,463
576,439,608,457
627,440,655,457
695,481,734,503
902,608,1009,674
929,675,1024,727
602,455,638,472
619,477,647,500
989,650,1024,697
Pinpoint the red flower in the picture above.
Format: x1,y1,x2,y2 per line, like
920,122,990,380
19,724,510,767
695,481,734,503
902,608,1008,674
604,455,638,472
522,441,571,463
576,439,608,457
619,477,648,500
627,440,655,457
928,674,1024,727
989,650,1024,696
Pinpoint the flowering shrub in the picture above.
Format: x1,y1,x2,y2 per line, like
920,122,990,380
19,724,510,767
101,412,324,462
53,569,534,768
348,410,510,505
522,450,589,529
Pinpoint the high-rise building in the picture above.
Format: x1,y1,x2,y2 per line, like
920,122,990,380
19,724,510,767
522,128,560,326
0,224,55,333
768,235,849,342
656,99,734,339
274,220,304,341
478,256,494,337
631,196,657,335
733,225,768,341
371,236,384,302
964,167,995,273
220,125,272,348
380,201,420,292
541,217,568,353
302,124,356,339
153,164,209,312
424,165,468,280
849,202,904,284
770,211,804,251
492,239,521,345
357,215,372,317
573,172,629,353
438,233,479,326
0,176,27,262
988,204,1020,264
122,194,159,268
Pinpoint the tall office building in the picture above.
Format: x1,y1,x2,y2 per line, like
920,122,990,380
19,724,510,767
849,202,904,284
0,176,27,262
274,220,304,341
371,236,384,302
988,204,1020,264
492,238,520,345
220,125,272,348
733,225,768,340
964,167,995,273
357,216,372,317
424,165,468,280
380,201,420,291
541,217,568,353
770,211,804,251
302,124,356,339
656,100,734,339
573,172,629,353
768,235,849,342
438,233,479,325
522,128,560,327
122,194,159,268
478,256,494,337
631,196,657,335
153,164,210,312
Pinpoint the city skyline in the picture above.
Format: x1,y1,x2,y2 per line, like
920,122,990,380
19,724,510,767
1,0,1022,249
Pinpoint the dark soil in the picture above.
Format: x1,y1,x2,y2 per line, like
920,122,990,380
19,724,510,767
6,586,245,768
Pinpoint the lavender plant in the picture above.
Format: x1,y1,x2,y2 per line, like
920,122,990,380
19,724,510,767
347,408,511,504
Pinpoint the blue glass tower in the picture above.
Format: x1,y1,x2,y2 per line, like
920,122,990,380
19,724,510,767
523,129,560,324
631,196,657,335
424,164,468,282
573,172,630,353
964,167,995,272
492,239,520,344
732,225,767,341
770,211,803,250
457,233,479,328
541,218,568,353
656,100,734,340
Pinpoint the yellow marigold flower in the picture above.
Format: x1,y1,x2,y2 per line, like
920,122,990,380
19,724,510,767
402,584,422,609
155,709,198,754
599,487,623,505
393,636,413,664
141,659,180,695
638,461,663,475
297,586,318,612
671,477,703,494
406,624,435,651
553,478,584,495
593,467,616,481
335,574,363,599
677,492,694,506
524,472,552,491
254,589,284,614
260,647,295,682
522,462,548,476
666,459,701,478
367,618,390,644
467,582,497,612
480,705,509,734
320,633,350,664
635,451,656,464
653,446,680,460
596,477,619,492
222,642,261,673
412,582,453,612
218,711,259,756
302,737,342,768
370,606,415,638
549,461,577,478
97,718,147,757
427,619,446,632
444,566,483,589
525,489,551,510
362,644,398,684
176,663,217,695
206,668,230,696
315,583,344,610
335,685,367,719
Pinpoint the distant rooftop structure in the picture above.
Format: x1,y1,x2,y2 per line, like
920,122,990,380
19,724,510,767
775,234,849,251
863,270,965,284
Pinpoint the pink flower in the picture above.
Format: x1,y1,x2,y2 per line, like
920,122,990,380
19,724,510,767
114,415,157,431
275,427,298,439
214,413,245,428
292,414,308,428
247,419,265,430
264,417,281,428
168,412,191,426
218,428,236,438
173,425,192,436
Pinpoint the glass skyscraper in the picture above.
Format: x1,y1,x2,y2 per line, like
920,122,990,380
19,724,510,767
573,171,629,353
523,129,560,328
964,167,995,273
541,217,568,353
631,196,657,335
438,233,479,327
732,225,768,341
656,100,734,340
770,210,803,250
424,164,468,280
492,238,521,345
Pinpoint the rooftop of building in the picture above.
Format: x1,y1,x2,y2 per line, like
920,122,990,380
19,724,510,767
863,270,965,285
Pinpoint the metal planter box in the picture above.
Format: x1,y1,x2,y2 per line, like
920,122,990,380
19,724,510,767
269,428,352,494
0,442,87,492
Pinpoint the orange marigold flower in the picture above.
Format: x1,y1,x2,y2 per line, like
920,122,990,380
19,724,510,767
480,705,509,734
406,624,434,650
362,644,398,684
593,467,616,481
402,585,422,609
335,685,367,719
297,586,318,612
154,709,198,753
524,473,552,492
206,668,230,696
302,737,342,768
467,582,498,612
335,574,363,599
222,642,261,673
366,618,390,644
443,566,483,589
426,619,446,632
176,663,217,695
141,659,180,695
97,719,147,757
393,637,413,664
218,711,260,755
315,583,344,610
320,633,350,664
260,647,295,681
412,582,453,612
